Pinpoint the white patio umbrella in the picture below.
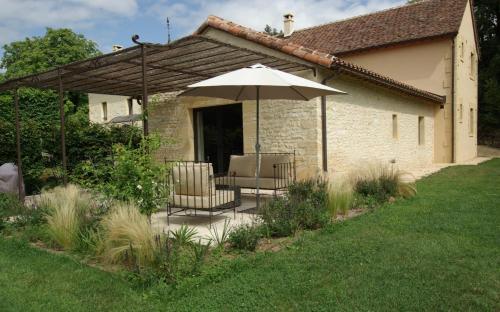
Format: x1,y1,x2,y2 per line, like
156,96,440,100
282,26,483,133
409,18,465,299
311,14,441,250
179,63,345,209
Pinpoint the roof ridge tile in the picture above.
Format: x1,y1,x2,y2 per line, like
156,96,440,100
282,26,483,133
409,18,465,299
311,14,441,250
286,0,468,55
294,0,433,34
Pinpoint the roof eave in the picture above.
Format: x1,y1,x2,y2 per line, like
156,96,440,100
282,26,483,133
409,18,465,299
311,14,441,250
331,62,446,104
197,16,446,105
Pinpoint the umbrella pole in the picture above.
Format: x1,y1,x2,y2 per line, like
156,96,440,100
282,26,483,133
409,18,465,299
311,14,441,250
255,86,260,210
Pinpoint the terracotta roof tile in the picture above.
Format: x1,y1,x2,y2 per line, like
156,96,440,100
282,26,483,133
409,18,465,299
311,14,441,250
195,15,445,104
286,0,469,55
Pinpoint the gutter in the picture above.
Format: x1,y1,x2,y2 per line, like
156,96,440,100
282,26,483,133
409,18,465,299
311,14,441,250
451,38,456,163
321,71,340,172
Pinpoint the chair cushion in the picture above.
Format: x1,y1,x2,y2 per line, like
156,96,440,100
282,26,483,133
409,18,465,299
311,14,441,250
171,163,214,196
171,190,235,209
259,154,291,178
228,155,257,177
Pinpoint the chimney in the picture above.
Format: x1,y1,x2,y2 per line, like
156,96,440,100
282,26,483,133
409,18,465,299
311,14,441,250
283,13,294,37
112,45,124,52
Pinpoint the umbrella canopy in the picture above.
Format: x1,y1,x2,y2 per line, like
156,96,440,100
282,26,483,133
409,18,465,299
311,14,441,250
180,63,345,100
179,63,346,210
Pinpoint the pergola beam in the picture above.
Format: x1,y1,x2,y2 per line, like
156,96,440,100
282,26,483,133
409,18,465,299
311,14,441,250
126,60,214,78
140,44,149,136
85,59,306,97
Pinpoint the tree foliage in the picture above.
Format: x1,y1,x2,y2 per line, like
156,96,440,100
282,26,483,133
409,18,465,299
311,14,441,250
474,0,500,145
1,28,100,79
0,28,142,193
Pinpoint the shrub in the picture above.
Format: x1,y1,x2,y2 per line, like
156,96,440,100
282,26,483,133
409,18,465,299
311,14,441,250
0,193,25,217
288,178,329,208
351,163,417,203
0,194,23,231
191,239,211,274
101,135,170,219
260,178,330,237
260,198,295,237
209,218,232,249
353,194,379,210
100,202,156,266
327,182,354,217
39,184,92,250
147,233,211,284
0,194,47,240
170,225,198,246
228,224,261,251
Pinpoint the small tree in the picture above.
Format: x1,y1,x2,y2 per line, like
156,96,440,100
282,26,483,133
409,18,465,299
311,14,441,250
105,135,170,220
264,24,283,37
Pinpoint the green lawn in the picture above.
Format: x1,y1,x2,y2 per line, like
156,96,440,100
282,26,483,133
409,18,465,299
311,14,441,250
1,160,499,311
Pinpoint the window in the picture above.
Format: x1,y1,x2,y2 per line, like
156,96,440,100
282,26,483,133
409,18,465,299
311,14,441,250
418,116,425,145
101,102,108,121
470,52,476,79
460,41,465,61
127,98,133,116
392,114,398,139
469,108,474,136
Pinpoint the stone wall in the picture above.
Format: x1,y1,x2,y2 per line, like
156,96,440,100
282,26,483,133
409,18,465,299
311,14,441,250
326,75,435,176
242,98,322,178
148,91,322,179
88,93,141,125
454,0,478,162
343,39,453,164
149,72,436,180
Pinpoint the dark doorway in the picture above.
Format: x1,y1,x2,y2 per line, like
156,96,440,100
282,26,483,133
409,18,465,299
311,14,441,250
194,104,243,173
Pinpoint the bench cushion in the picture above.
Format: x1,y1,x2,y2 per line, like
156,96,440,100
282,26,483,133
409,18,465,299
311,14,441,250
259,154,291,178
233,177,289,189
228,155,256,177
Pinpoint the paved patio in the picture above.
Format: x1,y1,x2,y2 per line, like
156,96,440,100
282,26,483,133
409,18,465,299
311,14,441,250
151,193,271,241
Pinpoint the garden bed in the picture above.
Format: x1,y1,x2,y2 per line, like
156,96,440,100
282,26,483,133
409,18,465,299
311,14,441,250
1,161,413,287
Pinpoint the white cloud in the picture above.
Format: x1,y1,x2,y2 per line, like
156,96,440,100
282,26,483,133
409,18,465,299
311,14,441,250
0,0,139,46
149,0,406,36
0,0,408,53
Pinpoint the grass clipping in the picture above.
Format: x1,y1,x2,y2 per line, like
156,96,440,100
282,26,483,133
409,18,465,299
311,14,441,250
100,202,156,266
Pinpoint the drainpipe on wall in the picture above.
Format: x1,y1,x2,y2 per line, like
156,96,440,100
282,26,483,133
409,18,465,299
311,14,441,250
451,38,456,163
321,71,340,172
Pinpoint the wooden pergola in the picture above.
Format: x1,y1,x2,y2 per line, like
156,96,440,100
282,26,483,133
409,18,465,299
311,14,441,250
0,34,314,200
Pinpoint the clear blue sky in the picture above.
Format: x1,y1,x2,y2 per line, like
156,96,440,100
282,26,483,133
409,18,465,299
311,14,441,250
0,0,405,58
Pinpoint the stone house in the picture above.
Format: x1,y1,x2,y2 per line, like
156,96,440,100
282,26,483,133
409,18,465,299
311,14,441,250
88,0,477,178
285,0,478,163
88,93,142,127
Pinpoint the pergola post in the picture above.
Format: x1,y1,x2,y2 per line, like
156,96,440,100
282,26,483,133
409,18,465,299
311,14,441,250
13,87,24,202
141,44,149,136
58,72,68,185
